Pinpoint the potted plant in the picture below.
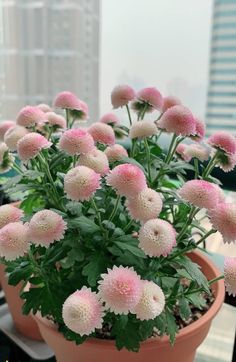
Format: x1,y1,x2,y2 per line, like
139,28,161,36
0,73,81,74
0,87,235,362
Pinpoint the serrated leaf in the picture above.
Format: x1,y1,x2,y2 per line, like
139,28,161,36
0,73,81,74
114,241,146,258
187,293,207,309
179,298,191,320
165,309,178,345
74,216,100,234
82,254,107,286
178,257,210,292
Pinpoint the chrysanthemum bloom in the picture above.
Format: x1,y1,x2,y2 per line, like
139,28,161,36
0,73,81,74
0,142,14,174
0,205,24,229
4,125,28,151
138,219,176,257
129,121,158,139
215,151,236,173
133,280,165,320
53,91,81,110
208,203,236,243
45,112,66,129
104,144,128,162
132,87,163,113
224,257,236,296
184,144,210,162
208,131,236,155
178,180,223,209
88,123,115,146
190,118,206,142
58,128,94,155
162,96,181,113
78,100,89,120
125,188,163,222
98,266,142,314
0,222,29,260
62,287,104,336
99,113,120,125
37,103,52,113
77,148,109,175
17,132,51,162
111,85,136,109
28,210,67,247
175,143,191,162
64,166,101,201
16,106,46,128
0,121,15,141
157,105,196,136
106,163,146,197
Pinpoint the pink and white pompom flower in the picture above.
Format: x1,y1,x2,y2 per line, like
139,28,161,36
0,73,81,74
208,203,236,244
88,122,115,146
157,105,196,136
45,112,66,129
0,205,24,229
0,222,29,260
99,113,120,125
129,121,158,139
111,85,136,109
64,165,101,201
133,280,165,321
224,257,236,296
138,219,176,257
98,265,142,314
16,106,46,128
53,91,81,110
17,132,52,162
162,96,182,113
106,163,147,197
4,125,28,151
132,87,163,112
77,148,109,176
0,121,15,141
62,287,104,336
190,118,206,142
28,210,67,247
104,144,128,162
184,144,210,162
175,143,191,162
125,188,163,223
58,128,95,156
37,103,52,113
178,180,223,209
208,131,236,155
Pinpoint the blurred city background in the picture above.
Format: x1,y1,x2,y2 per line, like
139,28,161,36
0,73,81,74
0,0,235,134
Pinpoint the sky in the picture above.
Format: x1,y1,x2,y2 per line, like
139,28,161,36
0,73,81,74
100,0,213,119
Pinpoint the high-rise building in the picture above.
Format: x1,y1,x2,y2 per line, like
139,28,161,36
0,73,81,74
0,0,100,121
206,0,236,135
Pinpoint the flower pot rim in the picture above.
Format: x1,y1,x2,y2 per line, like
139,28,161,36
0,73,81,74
33,250,225,350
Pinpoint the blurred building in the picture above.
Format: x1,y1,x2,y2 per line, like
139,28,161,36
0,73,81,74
0,0,100,121
206,0,236,135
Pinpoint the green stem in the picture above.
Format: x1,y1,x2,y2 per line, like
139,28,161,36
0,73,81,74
194,158,199,179
131,139,137,158
123,219,134,232
177,206,198,242
144,138,151,183
91,198,105,232
195,229,217,246
125,104,132,126
73,155,77,167
140,103,148,120
109,195,121,222
202,151,220,178
66,109,70,128
12,162,23,175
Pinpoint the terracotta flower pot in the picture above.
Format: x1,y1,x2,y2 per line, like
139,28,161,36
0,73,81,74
33,251,225,362
0,264,42,340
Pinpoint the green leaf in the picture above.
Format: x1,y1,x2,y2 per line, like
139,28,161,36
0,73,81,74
114,241,146,258
165,309,178,345
82,254,107,287
179,298,191,321
8,263,33,286
112,316,140,352
177,257,210,292
120,156,145,172
187,293,207,309
73,216,100,234
154,313,166,335
24,170,44,179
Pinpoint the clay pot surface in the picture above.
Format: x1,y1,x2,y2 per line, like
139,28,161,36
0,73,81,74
0,264,42,340
34,251,225,362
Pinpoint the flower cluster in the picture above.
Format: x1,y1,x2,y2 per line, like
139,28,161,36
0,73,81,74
0,85,234,352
